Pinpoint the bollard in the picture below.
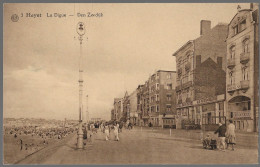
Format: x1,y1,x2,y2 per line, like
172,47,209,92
170,128,172,136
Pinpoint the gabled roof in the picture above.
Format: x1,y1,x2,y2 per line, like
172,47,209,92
228,9,252,26
172,40,193,57
157,70,176,73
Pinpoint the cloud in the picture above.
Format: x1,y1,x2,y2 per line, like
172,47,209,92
3,66,79,120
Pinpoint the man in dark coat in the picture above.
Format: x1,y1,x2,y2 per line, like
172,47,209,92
214,122,226,151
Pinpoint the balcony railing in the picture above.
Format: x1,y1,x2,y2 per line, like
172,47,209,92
240,52,250,64
182,81,193,89
185,62,191,71
227,58,235,69
240,80,249,90
176,85,182,92
186,97,191,103
233,110,251,119
227,84,236,92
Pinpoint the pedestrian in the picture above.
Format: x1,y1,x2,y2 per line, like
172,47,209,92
20,139,23,150
116,122,120,133
226,119,236,151
119,122,123,133
83,127,88,145
100,123,104,133
214,122,226,151
128,122,132,130
83,127,88,140
114,123,119,141
105,123,110,141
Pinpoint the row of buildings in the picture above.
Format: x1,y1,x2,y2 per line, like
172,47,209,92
111,70,177,127
111,4,259,132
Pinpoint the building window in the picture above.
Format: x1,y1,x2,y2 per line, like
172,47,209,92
156,83,159,90
156,73,159,79
242,66,249,80
243,39,249,53
167,94,172,101
240,19,246,31
156,94,159,101
157,105,159,112
187,72,190,81
167,84,172,90
230,46,235,59
229,71,234,85
151,106,154,113
177,92,181,100
233,25,238,35
167,74,171,79
166,105,171,112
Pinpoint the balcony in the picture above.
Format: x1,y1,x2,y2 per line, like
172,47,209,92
227,84,236,92
182,81,193,89
186,97,191,103
240,80,249,90
185,62,191,71
233,110,251,119
227,58,235,69
176,85,182,92
240,52,250,64
178,68,182,75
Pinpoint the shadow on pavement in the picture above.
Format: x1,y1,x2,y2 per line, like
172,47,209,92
187,145,205,150
153,137,200,143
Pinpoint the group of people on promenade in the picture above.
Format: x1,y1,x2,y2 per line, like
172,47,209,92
214,119,236,151
83,121,135,142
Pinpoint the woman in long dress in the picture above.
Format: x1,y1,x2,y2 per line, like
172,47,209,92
104,123,110,141
114,123,119,141
225,119,236,151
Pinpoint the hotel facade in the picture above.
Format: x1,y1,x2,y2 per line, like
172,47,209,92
173,20,228,130
225,4,259,132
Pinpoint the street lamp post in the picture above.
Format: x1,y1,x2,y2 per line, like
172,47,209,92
86,95,89,124
76,22,86,149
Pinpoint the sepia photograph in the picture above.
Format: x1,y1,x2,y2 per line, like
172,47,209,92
2,2,259,165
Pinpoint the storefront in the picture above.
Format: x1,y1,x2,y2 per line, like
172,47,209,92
130,112,138,125
227,96,254,132
176,102,193,129
193,94,226,131
142,116,149,126
150,116,159,127
162,115,176,128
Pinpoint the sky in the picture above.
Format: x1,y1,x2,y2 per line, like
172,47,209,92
3,3,251,120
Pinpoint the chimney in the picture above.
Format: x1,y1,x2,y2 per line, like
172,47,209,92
250,3,253,10
217,57,222,68
250,3,259,11
200,20,211,35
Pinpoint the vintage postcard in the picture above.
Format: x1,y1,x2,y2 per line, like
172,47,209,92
3,2,259,165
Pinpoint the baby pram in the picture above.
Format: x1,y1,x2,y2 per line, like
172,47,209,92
202,133,217,150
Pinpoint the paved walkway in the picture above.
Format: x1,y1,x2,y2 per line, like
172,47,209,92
18,128,258,165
